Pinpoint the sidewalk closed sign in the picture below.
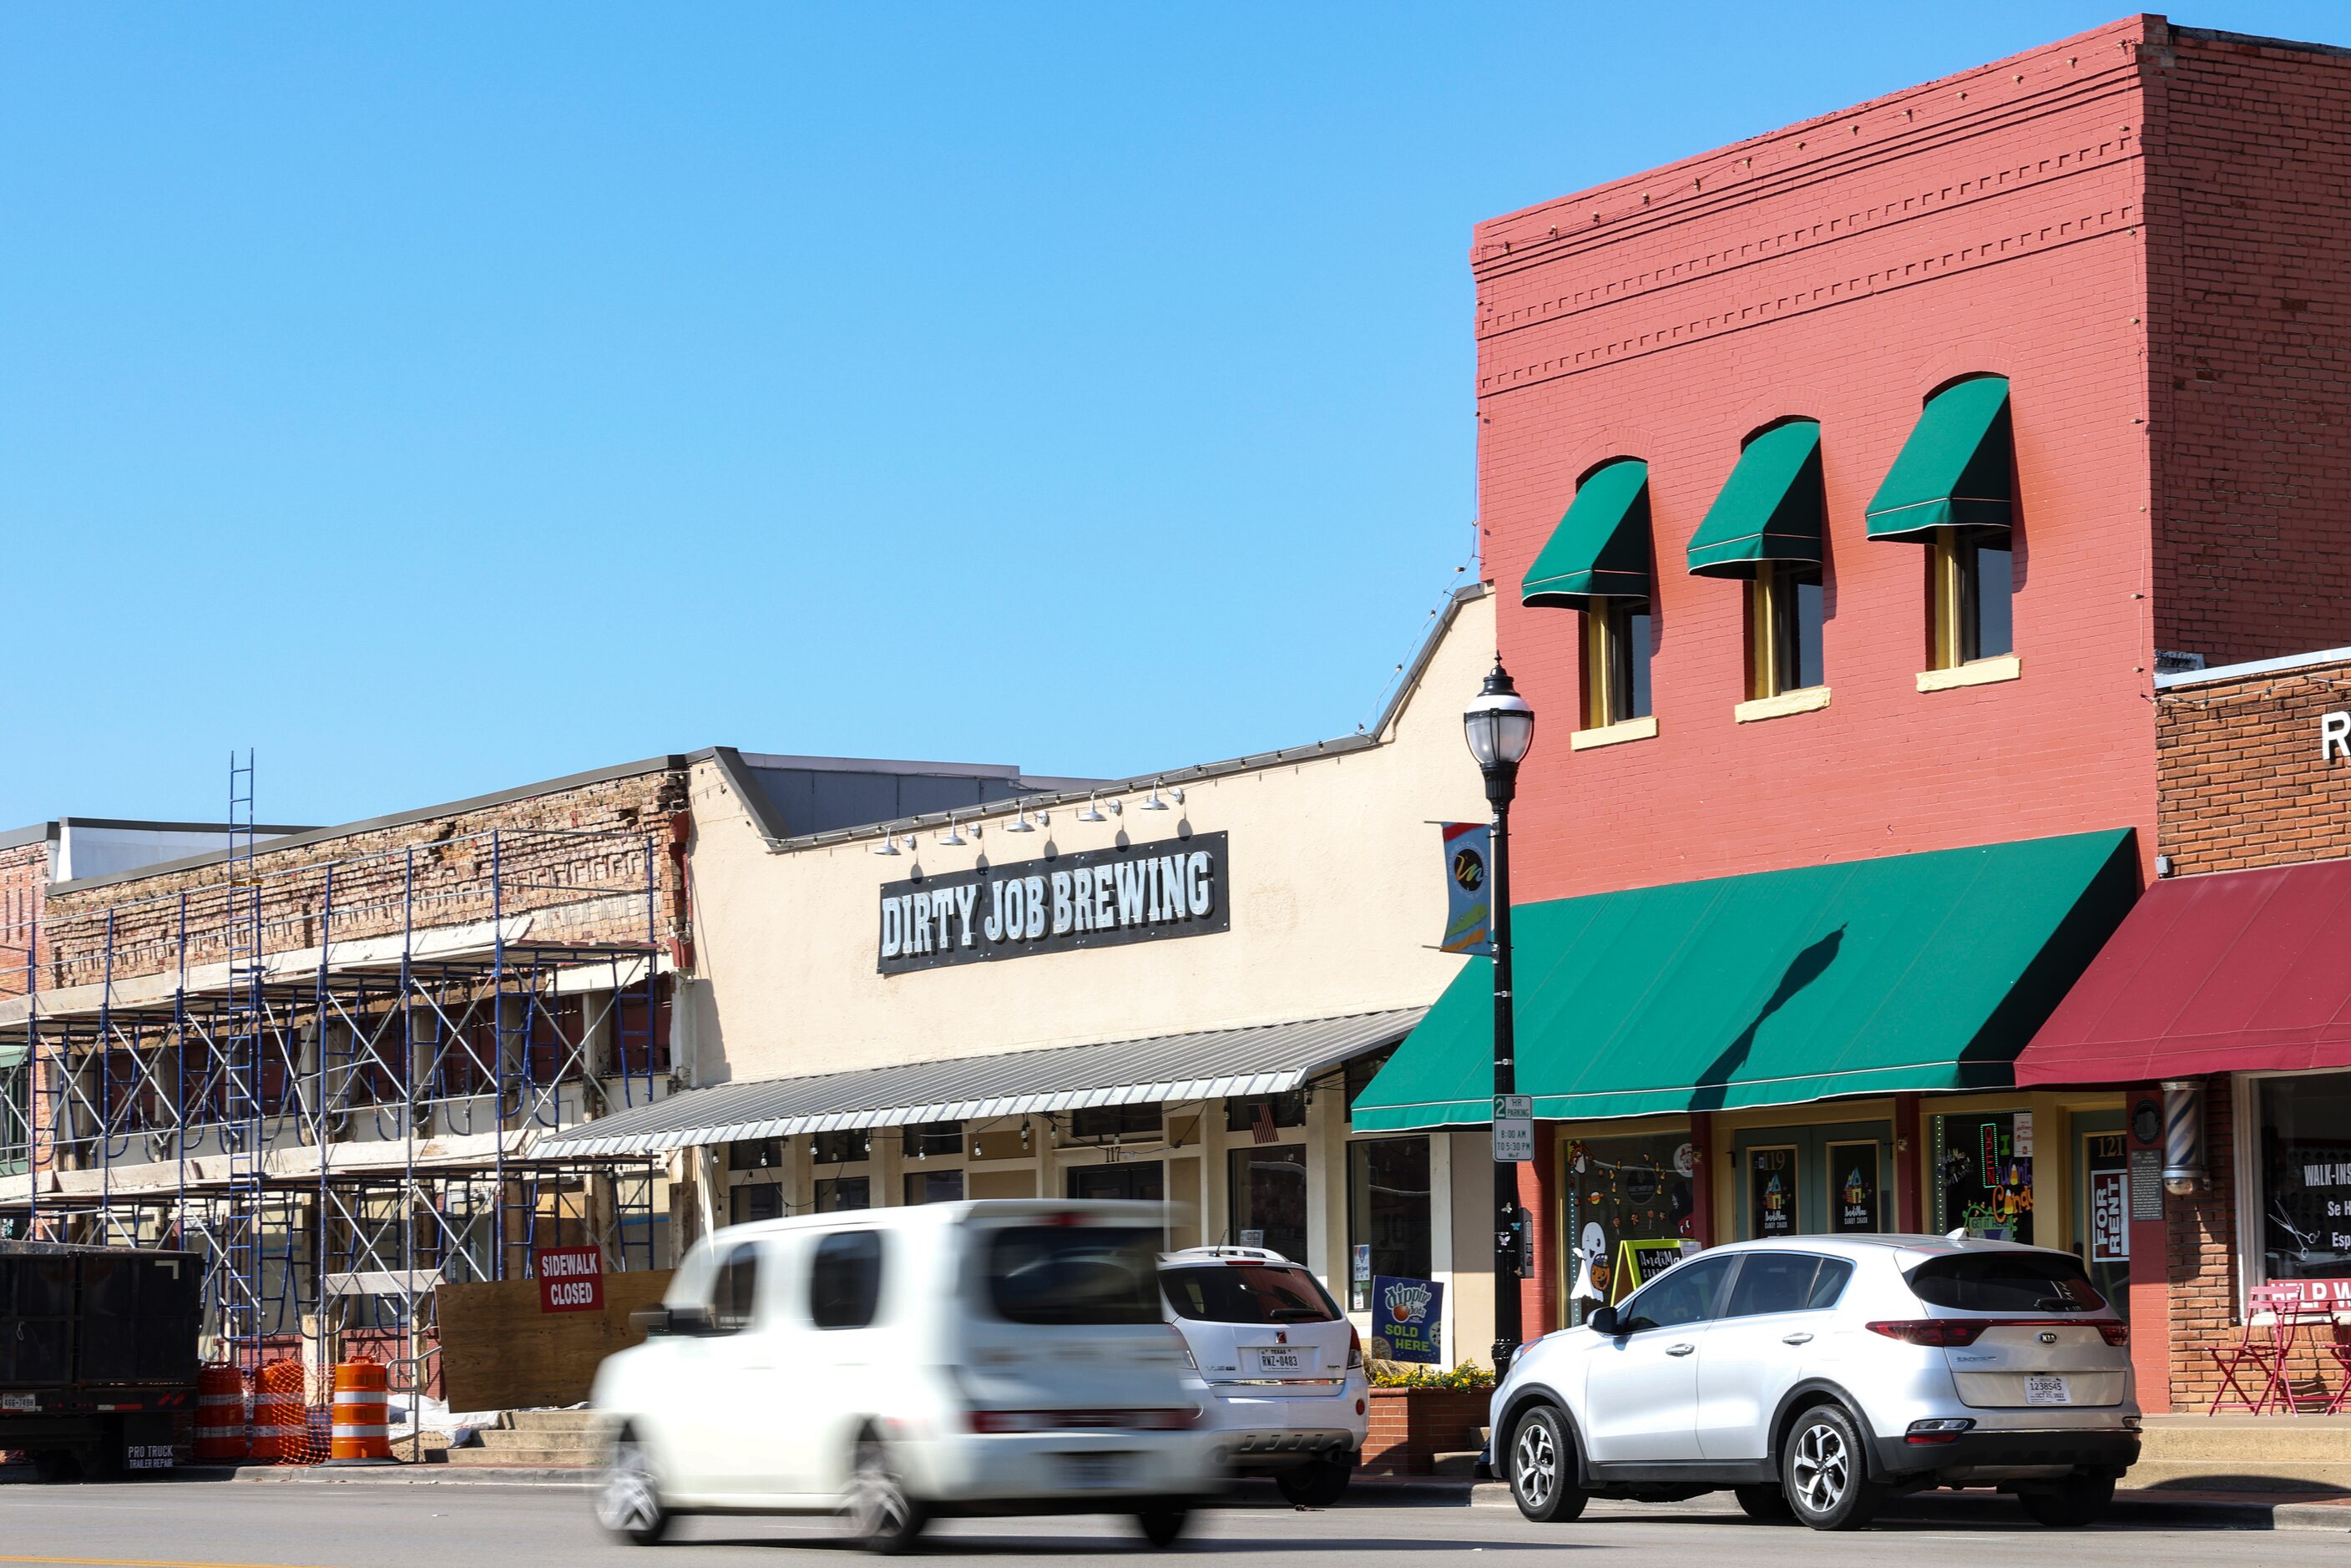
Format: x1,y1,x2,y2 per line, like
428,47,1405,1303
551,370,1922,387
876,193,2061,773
1494,1095,1534,1163
536,1246,604,1313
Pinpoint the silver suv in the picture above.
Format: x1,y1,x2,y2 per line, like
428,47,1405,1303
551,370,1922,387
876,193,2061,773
1492,1234,2140,1530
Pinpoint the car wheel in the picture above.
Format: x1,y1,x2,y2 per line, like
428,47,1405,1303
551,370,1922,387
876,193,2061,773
2019,1471,2116,1528
1275,1458,1352,1507
594,1435,673,1545
1507,1406,1589,1524
845,1434,929,1555
1780,1405,1883,1531
1735,1483,1795,1522
1135,1507,1189,1547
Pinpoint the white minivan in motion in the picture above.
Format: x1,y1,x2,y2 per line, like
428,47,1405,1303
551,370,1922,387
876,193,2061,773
1492,1234,2141,1531
591,1201,1221,1552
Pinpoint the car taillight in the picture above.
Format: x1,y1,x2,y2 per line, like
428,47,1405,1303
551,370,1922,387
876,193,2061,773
1165,1325,1197,1372
1867,1319,1989,1347
2095,1319,2129,1347
1347,1326,1364,1369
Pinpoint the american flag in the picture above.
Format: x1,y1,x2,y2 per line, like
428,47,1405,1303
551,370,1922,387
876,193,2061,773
1251,1100,1277,1145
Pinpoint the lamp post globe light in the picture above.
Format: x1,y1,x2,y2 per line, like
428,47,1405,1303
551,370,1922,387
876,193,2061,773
1464,662,1534,1374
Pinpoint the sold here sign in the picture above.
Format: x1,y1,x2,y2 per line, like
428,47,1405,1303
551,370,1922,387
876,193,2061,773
535,1246,604,1313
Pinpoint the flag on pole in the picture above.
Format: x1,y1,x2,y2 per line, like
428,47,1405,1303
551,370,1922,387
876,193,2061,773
1439,822,1491,954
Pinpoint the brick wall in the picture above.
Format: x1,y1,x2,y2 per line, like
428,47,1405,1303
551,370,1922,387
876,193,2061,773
2161,1076,2239,1410
1474,17,2161,904
2156,657,2351,875
32,768,691,992
0,837,48,999
2146,24,2351,665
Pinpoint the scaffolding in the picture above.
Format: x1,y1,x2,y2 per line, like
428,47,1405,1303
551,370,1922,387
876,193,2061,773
0,779,678,1397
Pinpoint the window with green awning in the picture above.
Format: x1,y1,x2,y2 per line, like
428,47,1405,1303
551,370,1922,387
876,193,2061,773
1350,829,2136,1131
1521,458,1651,610
1685,419,1825,578
1866,376,2013,543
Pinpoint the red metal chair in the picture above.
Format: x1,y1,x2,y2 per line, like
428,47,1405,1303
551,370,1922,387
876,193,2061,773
2208,1282,2311,1414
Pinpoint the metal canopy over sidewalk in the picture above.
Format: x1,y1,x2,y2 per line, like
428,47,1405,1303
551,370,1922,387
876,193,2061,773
1352,830,2138,1130
538,1007,1427,1156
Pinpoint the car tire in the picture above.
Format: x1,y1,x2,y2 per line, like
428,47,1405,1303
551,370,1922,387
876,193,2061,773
1276,1457,1352,1507
594,1434,674,1545
1136,1507,1190,1547
1507,1405,1589,1524
846,1434,929,1555
1735,1483,1796,1523
2019,1471,2116,1528
1780,1404,1883,1531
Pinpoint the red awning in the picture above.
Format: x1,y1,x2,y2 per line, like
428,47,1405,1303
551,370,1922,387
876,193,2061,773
2017,857,2351,1085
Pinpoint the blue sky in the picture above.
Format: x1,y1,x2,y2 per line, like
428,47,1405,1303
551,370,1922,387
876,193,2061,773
3,3,2339,828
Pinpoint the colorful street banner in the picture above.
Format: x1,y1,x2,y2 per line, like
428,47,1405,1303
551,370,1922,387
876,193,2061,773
1440,822,1491,954
1371,1275,1444,1363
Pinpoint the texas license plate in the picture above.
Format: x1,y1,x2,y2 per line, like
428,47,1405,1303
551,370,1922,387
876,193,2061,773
2024,1374,2072,1406
1246,1345,1309,1376
1058,1451,1135,1488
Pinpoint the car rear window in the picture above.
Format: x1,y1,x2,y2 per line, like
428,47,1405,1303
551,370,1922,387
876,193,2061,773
1906,1252,2106,1313
983,1226,1163,1325
1161,1263,1340,1324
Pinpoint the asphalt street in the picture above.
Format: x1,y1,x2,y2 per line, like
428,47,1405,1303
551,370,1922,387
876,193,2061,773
0,1481,2344,1566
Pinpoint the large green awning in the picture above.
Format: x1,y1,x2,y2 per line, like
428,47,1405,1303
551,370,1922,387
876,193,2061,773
1521,459,1651,610
1866,377,2013,542
1352,829,2136,1130
1685,419,1826,577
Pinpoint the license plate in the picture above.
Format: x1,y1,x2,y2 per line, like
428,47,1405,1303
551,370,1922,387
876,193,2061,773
1246,1346,1310,1376
1058,1451,1135,1488
2024,1374,2072,1406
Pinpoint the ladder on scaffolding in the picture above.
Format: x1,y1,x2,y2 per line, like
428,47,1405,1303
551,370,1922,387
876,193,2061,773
216,749,267,1369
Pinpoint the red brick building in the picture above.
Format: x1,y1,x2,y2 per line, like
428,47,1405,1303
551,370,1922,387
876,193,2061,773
1356,16,2351,1408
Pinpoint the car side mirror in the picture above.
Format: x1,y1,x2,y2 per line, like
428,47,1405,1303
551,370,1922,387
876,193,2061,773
1586,1304,1621,1337
632,1305,710,1337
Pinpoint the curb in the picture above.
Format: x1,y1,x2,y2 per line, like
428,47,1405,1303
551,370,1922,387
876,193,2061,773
1465,1479,2351,1531
232,1464,594,1488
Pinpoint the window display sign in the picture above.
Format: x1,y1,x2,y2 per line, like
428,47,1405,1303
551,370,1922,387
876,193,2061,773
2257,1073,2351,1282
877,832,1229,973
2087,1132,2130,1265
1371,1275,1443,1363
1934,1110,2035,1244
1827,1141,1881,1232
1610,1238,1688,1302
1748,1146,1799,1237
1564,1135,1695,1322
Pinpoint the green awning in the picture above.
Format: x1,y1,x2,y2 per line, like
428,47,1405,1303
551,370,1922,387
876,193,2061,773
1866,376,2013,542
1351,829,2136,1130
1685,420,1826,577
1521,459,1651,610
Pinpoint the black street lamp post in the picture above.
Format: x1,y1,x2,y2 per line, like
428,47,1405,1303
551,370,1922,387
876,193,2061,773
1463,661,1535,1375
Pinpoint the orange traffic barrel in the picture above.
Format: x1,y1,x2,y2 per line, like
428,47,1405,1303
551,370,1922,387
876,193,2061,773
192,1364,248,1464
250,1359,306,1464
326,1358,392,1464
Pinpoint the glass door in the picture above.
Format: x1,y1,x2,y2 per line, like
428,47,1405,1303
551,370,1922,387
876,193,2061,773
1731,1123,1893,1240
2075,1112,2129,1318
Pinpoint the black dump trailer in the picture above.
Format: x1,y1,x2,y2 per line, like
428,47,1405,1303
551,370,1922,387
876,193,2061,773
0,1240,203,1479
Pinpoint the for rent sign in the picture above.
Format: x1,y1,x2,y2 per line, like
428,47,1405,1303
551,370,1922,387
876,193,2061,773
536,1247,604,1313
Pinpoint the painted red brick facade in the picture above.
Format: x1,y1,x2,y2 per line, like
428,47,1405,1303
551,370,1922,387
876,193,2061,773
1474,16,2351,1372
1477,18,2161,905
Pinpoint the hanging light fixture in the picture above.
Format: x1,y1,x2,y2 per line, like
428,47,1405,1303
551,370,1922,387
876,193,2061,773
939,816,967,847
872,833,900,856
1139,781,1170,812
1005,806,1036,833
1078,794,1105,822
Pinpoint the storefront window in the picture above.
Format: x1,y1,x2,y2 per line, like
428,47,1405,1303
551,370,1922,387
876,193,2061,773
815,1176,871,1212
901,1121,963,1159
728,1139,782,1171
1932,1110,2035,1244
904,1169,965,1205
1072,1102,1162,1140
1230,1144,1307,1262
730,1182,784,1224
1347,1137,1431,1310
1563,1132,1696,1323
2257,1073,2351,1282
1225,1092,1305,1135
813,1130,870,1165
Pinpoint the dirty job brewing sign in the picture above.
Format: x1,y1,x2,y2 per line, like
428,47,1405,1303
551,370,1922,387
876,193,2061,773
877,832,1230,974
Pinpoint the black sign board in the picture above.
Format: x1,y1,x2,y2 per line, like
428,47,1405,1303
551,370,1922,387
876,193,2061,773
878,832,1230,974
2128,1148,2166,1223
1747,1146,1799,1238
1827,1140,1882,1232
